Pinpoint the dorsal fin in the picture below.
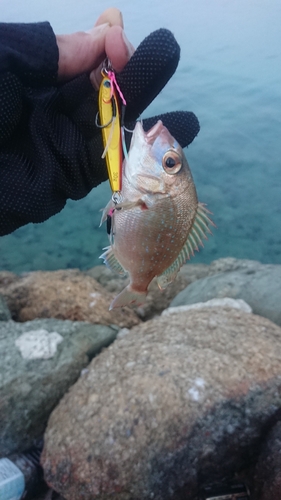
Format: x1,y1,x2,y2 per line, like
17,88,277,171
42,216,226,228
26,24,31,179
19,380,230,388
99,246,127,276
157,203,215,290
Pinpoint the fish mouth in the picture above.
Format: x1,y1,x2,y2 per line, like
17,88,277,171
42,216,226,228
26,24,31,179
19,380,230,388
133,120,171,147
146,120,166,145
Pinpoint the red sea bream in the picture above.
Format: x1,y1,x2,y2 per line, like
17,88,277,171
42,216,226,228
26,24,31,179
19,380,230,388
100,120,213,309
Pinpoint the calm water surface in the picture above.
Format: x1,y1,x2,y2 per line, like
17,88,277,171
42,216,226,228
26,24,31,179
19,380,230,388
1,0,280,271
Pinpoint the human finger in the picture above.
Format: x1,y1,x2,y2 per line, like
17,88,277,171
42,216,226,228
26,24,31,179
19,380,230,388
94,7,124,28
90,25,134,88
116,28,181,122
106,26,134,72
57,23,110,80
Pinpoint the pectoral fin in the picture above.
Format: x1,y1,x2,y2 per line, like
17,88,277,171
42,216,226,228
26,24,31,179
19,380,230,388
157,203,215,290
114,198,150,211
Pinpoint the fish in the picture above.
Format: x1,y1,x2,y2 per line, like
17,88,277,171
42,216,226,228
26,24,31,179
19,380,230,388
100,120,214,310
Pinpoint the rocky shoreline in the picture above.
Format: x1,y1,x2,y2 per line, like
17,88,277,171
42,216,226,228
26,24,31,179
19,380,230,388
0,257,281,499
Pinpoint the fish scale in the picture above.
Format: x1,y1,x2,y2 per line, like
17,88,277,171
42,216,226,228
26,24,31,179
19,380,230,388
100,120,214,309
115,198,189,285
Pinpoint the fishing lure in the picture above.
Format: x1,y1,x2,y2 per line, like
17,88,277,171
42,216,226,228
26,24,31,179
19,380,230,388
97,60,127,196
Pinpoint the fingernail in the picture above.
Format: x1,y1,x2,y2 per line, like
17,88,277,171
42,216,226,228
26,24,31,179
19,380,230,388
90,64,103,90
122,30,135,58
118,11,124,27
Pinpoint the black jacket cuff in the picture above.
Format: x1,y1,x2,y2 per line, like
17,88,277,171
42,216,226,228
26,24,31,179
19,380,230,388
0,21,58,86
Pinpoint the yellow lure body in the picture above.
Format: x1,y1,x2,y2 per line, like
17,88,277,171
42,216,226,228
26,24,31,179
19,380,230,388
98,75,122,193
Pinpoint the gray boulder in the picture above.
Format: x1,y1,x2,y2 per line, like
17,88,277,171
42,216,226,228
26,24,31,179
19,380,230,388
0,319,118,456
42,308,281,500
207,257,263,275
251,421,281,500
163,297,252,315
0,294,11,321
171,263,281,326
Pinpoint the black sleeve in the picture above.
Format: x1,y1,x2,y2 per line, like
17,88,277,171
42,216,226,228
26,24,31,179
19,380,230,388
0,22,66,235
0,22,58,85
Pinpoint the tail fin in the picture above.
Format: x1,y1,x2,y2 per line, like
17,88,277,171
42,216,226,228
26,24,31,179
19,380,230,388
109,285,147,310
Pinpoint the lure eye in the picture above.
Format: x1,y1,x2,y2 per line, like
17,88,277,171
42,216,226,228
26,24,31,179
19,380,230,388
162,150,182,175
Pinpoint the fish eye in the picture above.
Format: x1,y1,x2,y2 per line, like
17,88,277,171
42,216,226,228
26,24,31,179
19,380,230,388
162,150,182,175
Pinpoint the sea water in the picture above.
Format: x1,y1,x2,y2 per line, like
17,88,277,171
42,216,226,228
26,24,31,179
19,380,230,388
0,0,280,272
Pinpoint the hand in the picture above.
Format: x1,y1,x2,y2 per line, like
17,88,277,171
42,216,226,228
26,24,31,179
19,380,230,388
57,26,200,176
0,15,200,236
56,8,134,83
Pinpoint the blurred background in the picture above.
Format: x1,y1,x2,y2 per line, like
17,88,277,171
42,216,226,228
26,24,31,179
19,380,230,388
1,0,280,272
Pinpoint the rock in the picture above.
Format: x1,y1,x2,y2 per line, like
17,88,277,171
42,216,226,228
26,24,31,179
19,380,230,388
179,262,210,283
0,270,139,328
207,257,263,276
87,263,209,320
0,318,118,456
0,294,11,321
42,308,281,500
134,276,190,320
0,271,19,287
162,297,252,316
252,421,281,500
86,266,129,294
171,263,281,326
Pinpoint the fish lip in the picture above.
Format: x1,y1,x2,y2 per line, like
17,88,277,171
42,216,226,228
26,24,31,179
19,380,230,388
130,121,146,150
132,120,166,146
146,120,165,145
